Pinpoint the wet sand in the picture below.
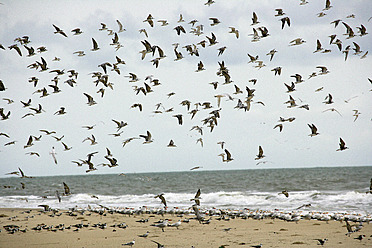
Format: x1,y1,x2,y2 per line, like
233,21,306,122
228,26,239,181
0,208,371,247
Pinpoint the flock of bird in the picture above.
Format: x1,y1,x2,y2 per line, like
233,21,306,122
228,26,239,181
1,0,370,177
1,201,370,247
0,1,371,247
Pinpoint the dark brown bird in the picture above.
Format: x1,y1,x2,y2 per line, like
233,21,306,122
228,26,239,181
173,114,183,125
255,146,265,160
155,193,167,207
336,138,348,151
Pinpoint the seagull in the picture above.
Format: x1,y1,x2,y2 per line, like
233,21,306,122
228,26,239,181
139,131,153,144
190,166,202,171
23,135,34,148
190,189,201,205
280,17,290,29
144,14,154,27
138,231,149,238
61,142,72,151
266,49,277,61
91,38,99,51
323,93,333,104
82,134,97,145
255,146,265,160
251,244,262,248
157,20,169,26
308,124,319,137
284,82,296,92
63,182,71,195
155,193,167,207
251,12,260,25
229,27,239,38
52,24,68,37
83,93,97,106
289,38,306,46
18,167,32,178
50,147,57,164
112,119,128,131
224,149,234,162
315,238,328,246
313,39,324,53
336,138,348,151
323,0,332,10
116,19,126,32
151,219,168,232
167,140,176,147
122,239,135,247
71,28,83,35
279,190,289,197
352,110,361,122
322,108,341,116
273,124,283,132
173,114,183,125
209,17,220,26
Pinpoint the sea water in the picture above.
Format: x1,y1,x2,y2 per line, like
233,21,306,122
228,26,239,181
0,166,371,214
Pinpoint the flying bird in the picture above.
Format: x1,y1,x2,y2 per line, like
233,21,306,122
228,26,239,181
308,124,319,137
279,190,289,197
190,189,201,205
83,93,97,106
50,147,57,164
173,114,183,125
167,139,176,147
52,24,67,37
91,38,99,51
139,131,153,144
155,193,167,207
255,146,265,160
337,138,348,151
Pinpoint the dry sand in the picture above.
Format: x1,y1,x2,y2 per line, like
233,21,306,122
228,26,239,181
0,208,371,247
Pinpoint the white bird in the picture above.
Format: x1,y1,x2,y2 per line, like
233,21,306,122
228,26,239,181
122,239,135,247
50,146,57,164
169,220,181,229
190,189,201,205
152,219,168,232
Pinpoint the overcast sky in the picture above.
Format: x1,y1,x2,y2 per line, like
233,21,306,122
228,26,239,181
0,0,371,177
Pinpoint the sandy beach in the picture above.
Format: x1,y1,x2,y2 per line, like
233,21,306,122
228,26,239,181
0,207,371,247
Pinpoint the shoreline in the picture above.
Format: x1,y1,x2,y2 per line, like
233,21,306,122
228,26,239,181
0,207,371,247
1,165,371,178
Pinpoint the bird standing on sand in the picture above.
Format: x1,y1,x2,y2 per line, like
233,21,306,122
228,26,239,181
122,239,135,247
251,244,262,248
315,238,328,246
151,219,168,232
138,231,149,238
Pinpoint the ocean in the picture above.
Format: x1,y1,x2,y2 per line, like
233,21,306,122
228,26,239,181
1,166,371,215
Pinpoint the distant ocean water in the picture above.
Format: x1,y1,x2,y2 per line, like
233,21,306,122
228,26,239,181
0,166,371,214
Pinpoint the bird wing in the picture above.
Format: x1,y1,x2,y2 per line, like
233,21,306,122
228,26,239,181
63,182,70,195
195,189,201,198
18,167,25,177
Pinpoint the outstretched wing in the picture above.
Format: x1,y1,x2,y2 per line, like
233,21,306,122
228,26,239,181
63,182,70,195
